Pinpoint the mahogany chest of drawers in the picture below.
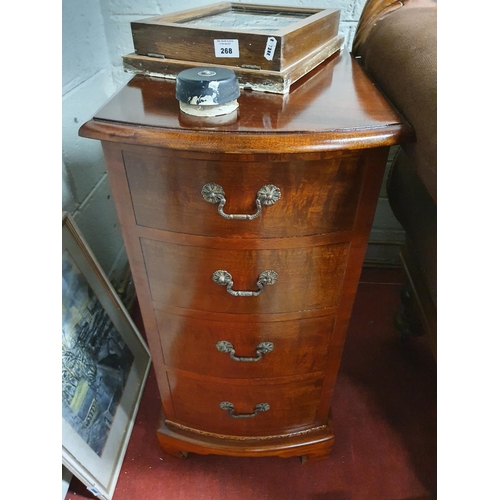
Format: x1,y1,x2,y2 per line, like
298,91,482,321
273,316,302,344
80,51,411,462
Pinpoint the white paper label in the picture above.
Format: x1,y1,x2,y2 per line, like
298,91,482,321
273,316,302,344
214,39,239,58
264,37,277,61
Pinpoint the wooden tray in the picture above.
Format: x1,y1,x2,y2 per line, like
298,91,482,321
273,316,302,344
123,2,343,94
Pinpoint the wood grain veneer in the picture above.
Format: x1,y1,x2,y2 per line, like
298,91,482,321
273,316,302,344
155,311,334,378
141,238,349,314
167,371,324,436
123,147,364,238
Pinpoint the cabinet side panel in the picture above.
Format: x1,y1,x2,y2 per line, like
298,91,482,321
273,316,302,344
101,142,175,418
316,147,389,421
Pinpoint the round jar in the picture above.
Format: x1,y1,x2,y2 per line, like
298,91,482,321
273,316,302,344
175,67,240,117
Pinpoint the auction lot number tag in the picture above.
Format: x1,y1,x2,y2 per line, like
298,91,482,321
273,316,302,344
214,39,240,58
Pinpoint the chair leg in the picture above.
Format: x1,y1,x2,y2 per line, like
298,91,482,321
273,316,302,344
395,283,424,341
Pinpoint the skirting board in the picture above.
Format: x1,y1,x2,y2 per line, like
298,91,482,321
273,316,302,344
364,242,403,268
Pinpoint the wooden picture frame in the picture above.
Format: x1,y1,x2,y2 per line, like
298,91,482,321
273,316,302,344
62,213,150,500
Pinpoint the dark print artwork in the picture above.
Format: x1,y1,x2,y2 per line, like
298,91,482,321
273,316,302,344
62,251,134,456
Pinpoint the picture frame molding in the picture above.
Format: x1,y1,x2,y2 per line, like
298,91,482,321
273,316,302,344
62,212,150,500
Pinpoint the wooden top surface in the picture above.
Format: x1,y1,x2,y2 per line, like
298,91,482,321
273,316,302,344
80,51,413,153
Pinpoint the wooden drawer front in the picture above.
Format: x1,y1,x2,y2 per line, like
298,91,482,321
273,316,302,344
156,311,334,378
168,372,323,436
123,149,363,238
142,238,349,314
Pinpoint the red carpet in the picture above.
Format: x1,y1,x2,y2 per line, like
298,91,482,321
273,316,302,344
66,268,436,500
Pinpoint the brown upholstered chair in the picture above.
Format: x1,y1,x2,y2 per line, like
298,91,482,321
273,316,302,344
353,0,437,358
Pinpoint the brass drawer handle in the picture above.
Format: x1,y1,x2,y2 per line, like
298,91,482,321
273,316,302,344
216,340,274,362
219,401,270,419
212,270,278,296
201,183,281,220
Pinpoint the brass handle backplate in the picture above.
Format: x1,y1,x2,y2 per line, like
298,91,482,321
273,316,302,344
212,270,278,296
219,401,270,418
201,183,281,220
216,340,274,362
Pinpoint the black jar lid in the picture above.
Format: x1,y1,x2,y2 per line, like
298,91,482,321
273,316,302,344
175,67,240,106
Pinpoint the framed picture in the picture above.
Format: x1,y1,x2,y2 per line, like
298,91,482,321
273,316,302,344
62,213,150,500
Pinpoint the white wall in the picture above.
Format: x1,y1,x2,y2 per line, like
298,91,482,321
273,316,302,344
62,0,403,278
63,0,126,283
